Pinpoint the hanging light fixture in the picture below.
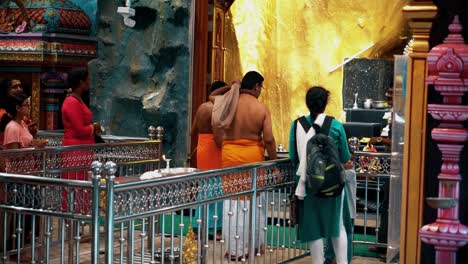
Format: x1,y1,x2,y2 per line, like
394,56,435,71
117,0,136,27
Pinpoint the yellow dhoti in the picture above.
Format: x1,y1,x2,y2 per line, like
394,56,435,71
221,139,265,194
221,139,264,168
221,139,266,257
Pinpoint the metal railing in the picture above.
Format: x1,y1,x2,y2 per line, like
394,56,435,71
103,159,304,264
0,158,310,264
353,151,392,252
0,172,99,263
0,140,162,178
0,126,164,263
37,130,152,147
2,126,164,177
0,146,394,263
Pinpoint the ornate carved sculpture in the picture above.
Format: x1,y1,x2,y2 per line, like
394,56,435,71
419,16,468,264
0,0,96,128
0,0,91,34
0,0,30,32
182,226,197,264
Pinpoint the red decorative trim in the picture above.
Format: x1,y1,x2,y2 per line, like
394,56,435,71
428,104,468,122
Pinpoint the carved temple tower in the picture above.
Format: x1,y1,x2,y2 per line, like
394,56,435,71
0,0,96,130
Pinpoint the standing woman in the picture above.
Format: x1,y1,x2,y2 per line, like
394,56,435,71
289,86,351,264
62,68,101,147
61,68,101,214
0,93,45,262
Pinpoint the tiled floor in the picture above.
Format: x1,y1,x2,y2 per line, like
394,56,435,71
5,240,385,264
3,225,385,263
4,238,386,264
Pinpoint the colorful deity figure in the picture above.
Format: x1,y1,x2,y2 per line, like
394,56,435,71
0,0,91,34
0,0,30,33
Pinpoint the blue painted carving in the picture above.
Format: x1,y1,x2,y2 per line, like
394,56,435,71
44,7,59,32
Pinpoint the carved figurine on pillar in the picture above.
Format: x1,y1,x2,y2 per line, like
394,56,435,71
419,16,468,264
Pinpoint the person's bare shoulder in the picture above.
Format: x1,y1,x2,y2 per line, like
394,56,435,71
255,100,269,116
198,101,213,112
202,101,212,107
197,102,213,119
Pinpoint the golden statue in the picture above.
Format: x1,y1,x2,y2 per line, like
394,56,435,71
182,225,198,264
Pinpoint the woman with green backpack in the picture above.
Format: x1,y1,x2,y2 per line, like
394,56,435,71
289,86,352,264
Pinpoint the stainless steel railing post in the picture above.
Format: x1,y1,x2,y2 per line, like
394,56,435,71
91,161,103,264
104,161,117,264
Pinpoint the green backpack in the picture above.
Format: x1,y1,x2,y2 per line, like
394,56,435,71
295,115,345,197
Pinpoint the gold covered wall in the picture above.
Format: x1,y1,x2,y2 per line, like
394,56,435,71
224,0,408,148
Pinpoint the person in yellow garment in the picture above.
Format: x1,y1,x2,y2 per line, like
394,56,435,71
190,80,227,237
214,71,277,261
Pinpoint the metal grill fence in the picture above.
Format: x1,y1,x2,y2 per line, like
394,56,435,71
36,131,150,147
0,127,164,263
1,158,309,264
353,151,392,251
0,142,393,263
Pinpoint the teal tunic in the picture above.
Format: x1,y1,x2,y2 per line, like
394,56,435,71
289,115,351,242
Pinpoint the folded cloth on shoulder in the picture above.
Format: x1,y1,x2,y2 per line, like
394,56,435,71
211,83,240,129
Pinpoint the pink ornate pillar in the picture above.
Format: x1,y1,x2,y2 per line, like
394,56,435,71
419,16,468,264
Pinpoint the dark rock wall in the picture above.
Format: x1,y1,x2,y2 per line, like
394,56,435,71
89,0,192,165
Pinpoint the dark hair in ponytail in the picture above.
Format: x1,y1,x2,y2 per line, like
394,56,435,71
0,93,28,132
305,86,330,119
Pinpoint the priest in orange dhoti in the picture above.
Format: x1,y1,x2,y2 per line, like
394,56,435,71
190,81,227,236
213,71,277,261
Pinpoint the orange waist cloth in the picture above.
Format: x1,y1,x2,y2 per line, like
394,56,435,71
196,134,222,170
221,139,265,199
221,139,264,168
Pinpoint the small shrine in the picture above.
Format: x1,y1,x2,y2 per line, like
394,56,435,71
0,0,96,130
419,16,468,264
